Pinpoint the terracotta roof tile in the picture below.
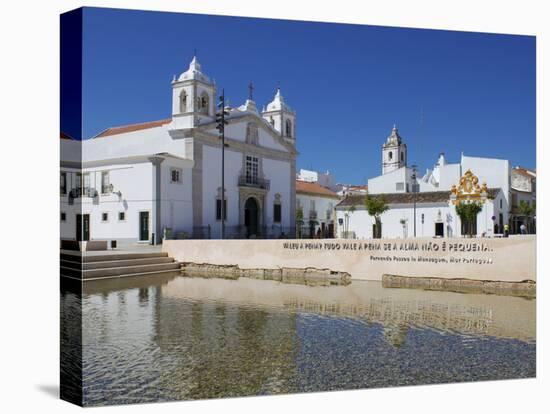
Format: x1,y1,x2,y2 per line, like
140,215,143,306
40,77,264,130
296,180,339,198
95,118,171,138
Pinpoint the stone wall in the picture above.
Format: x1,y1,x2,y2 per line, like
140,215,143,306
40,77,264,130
163,235,536,283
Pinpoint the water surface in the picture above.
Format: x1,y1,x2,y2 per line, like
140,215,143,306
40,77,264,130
62,274,536,406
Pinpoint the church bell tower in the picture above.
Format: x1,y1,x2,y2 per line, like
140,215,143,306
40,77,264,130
169,55,216,131
382,125,407,174
262,87,296,146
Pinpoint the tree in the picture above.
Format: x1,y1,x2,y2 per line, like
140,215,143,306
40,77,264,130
343,204,356,239
455,201,483,237
517,200,536,233
296,207,304,238
364,195,389,239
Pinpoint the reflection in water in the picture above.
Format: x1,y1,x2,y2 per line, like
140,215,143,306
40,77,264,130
70,275,536,406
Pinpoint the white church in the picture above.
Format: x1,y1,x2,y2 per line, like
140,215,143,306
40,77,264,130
60,56,297,246
335,125,512,239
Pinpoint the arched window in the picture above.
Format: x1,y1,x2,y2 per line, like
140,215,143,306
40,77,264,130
401,152,404,162
388,151,393,161
285,119,292,137
179,90,187,113
199,92,209,113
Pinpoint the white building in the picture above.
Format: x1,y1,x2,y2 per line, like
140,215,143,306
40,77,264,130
296,180,340,238
61,56,297,245
510,166,536,233
297,168,337,190
335,126,511,239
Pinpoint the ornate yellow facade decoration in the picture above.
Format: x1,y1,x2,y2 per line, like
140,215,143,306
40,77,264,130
450,169,488,205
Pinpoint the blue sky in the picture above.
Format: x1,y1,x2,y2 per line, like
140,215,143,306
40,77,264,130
77,7,536,184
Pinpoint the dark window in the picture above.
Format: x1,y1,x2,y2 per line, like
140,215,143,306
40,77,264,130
216,199,227,221
102,212,108,222
171,168,181,183
60,212,66,221
180,91,187,112
118,212,125,221
285,119,292,137
101,171,110,193
274,204,282,223
60,172,67,194
388,151,393,161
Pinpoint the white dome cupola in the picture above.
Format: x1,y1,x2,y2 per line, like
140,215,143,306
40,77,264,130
169,55,216,131
262,87,296,145
177,56,212,83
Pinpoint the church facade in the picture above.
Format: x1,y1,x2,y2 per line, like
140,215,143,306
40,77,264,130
335,126,510,239
60,56,297,245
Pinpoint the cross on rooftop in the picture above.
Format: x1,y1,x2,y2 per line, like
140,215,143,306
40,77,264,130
248,82,255,100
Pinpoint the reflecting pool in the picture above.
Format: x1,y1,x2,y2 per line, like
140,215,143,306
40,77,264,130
61,274,536,406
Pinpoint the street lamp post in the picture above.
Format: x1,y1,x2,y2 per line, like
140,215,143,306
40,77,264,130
216,89,229,239
411,164,418,238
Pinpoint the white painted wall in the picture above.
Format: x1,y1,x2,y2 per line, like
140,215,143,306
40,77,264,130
336,193,504,239
160,158,194,237
202,145,243,237
462,155,510,201
368,166,413,194
263,158,292,228
83,126,188,161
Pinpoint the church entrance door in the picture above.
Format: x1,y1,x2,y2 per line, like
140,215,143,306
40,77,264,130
244,197,259,238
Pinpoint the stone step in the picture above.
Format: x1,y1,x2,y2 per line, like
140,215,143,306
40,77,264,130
60,252,168,263
87,262,180,279
61,268,182,282
61,262,181,279
61,256,175,270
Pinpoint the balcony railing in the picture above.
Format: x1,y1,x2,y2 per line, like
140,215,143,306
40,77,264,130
68,187,98,204
238,175,270,190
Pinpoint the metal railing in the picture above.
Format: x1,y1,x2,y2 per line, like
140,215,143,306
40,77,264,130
68,187,99,204
238,175,270,190
191,226,212,239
